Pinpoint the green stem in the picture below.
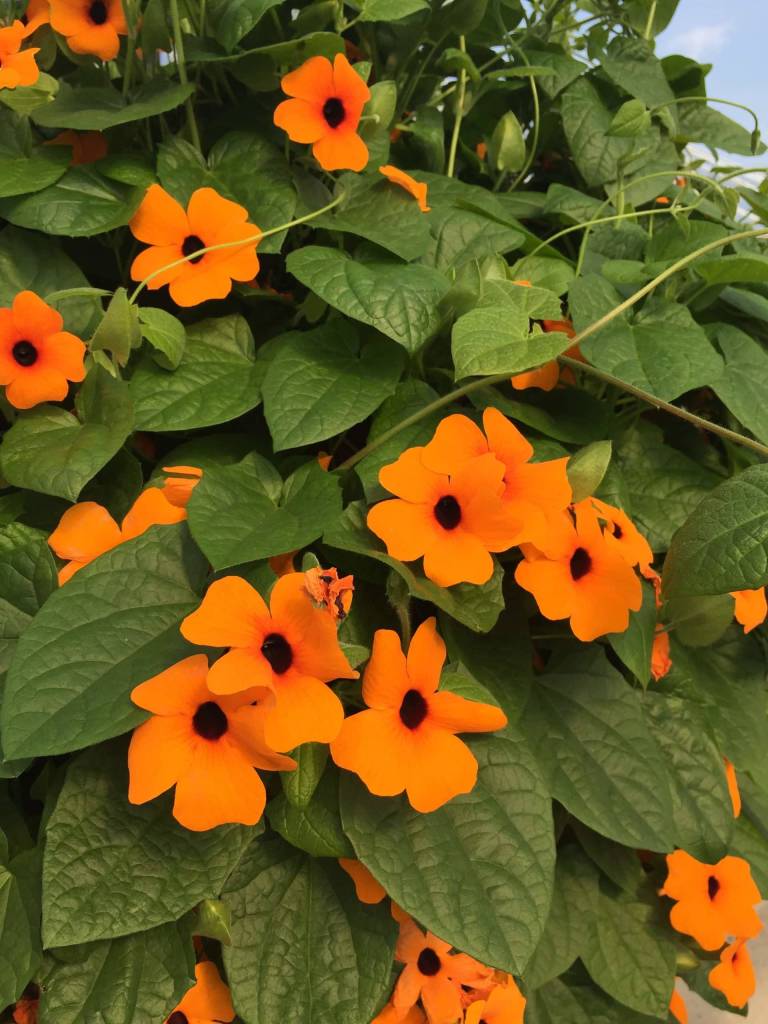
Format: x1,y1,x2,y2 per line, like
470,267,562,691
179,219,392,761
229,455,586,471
128,191,347,304
336,225,768,472
651,96,762,140
445,35,467,178
169,0,202,153
643,0,657,38
45,287,113,302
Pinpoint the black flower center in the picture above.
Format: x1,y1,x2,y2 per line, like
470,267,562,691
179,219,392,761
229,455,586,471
167,1014,188,1024
569,547,592,580
708,875,720,900
12,340,38,367
399,689,428,730
417,947,441,976
182,234,205,264
322,97,345,128
434,495,461,531
612,523,623,539
89,1,108,24
192,701,228,740
261,632,293,674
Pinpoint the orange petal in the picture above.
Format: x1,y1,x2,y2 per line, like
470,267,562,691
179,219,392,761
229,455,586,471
48,501,121,563
127,714,195,805
4,368,68,409
331,708,412,797
331,52,371,115
379,446,443,503
731,588,768,633
515,555,574,622
43,331,86,382
280,54,334,101
129,243,184,290
669,989,688,1024
168,263,234,307
129,184,187,246
429,691,507,733
130,654,211,715
263,672,345,750
181,576,269,649
176,961,235,1022
187,186,249,236
406,617,445,695
725,759,742,818
367,498,438,563
420,414,488,475
405,727,478,812
422,530,495,587
509,360,560,391
12,289,62,340
206,647,275,695
172,738,267,830
312,129,368,172
362,629,410,709
378,165,430,211
273,97,327,143
338,858,387,903
421,974,463,1024
120,487,186,540
708,940,756,1009
227,703,297,772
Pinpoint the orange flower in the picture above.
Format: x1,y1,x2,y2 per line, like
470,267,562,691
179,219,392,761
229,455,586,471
588,496,654,572
0,20,39,88
371,1003,426,1024
475,141,487,159
731,588,767,633
420,408,572,549
709,939,756,1008
304,566,354,622
669,988,688,1024
164,960,235,1024
161,465,203,508
12,994,38,1024
368,447,523,587
180,573,358,750
338,858,386,904
656,195,671,205
331,618,507,812
48,489,186,584
379,166,430,211
49,0,126,60
47,129,108,165
274,53,371,172
651,625,672,681
22,0,50,35
392,919,490,1024
725,759,741,818
129,184,260,307
464,976,526,1024
510,321,581,392
515,501,642,642
660,850,763,950
129,654,295,831
0,290,85,409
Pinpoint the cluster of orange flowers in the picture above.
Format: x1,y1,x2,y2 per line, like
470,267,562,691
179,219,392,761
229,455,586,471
662,850,763,1009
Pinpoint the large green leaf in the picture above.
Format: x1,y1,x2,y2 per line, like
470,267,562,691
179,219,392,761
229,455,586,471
580,893,676,1018
42,741,254,947
709,323,768,445
38,919,195,1024
0,846,41,1008
268,769,352,858
527,976,664,1024
340,731,555,973
601,37,676,112
0,523,58,675
187,453,342,569
208,0,282,49
663,463,768,596
262,322,404,450
0,110,69,198
696,253,768,285
0,524,207,760
559,78,643,188
452,304,573,378
223,836,397,1024
521,650,676,850
0,168,143,237
31,80,195,130
0,225,101,336
679,101,765,156
422,205,524,273
0,371,134,501
129,314,264,431
643,692,733,860
287,246,450,353
608,580,656,685
157,132,296,253
323,501,505,632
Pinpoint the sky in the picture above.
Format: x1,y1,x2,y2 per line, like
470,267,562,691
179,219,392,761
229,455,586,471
657,0,767,167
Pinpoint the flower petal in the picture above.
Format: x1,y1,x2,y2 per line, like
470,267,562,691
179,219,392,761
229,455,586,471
331,708,412,797
181,576,269,649
176,962,235,1022
48,501,121,563
405,728,478,812
130,653,211,715
429,691,507,733
127,715,195,804
363,629,409,709
406,617,445,695
129,184,187,246
172,738,267,830
421,414,488,475
312,129,368,172
264,672,345,750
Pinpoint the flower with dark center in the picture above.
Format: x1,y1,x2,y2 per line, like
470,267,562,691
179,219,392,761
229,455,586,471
11,340,37,366
192,701,228,740
399,689,428,730
433,494,461,530
88,1,107,24
182,234,206,263
569,547,591,580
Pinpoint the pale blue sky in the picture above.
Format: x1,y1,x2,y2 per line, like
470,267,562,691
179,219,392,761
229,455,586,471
657,0,766,165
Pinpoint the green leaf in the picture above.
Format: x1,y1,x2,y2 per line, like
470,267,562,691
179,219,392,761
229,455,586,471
31,80,195,130
360,0,429,21
580,893,676,1017
37,919,195,1024
0,167,143,237
559,78,644,188
137,306,186,370
157,131,296,253
0,370,134,501
187,453,342,569
340,730,554,973
524,46,586,98
324,501,505,632
0,73,59,116
608,99,651,137
521,650,676,850
602,37,676,111
0,110,70,198
129,314,264,431
281,743,328,809
607,581,656,685
208,0,282,49
422,205,524,274
663,463,768,596
710,323,768,444
0,846,41,1008
663,592,732,648
643,691,733,861
678,101,765,156
223,836,397,1024
42,741,255,947
0,524,207,760
196,899,233,945
268,768,352,858
452,305,573,378
262,322,404,450
89,288,140,367
696,253,768,284
527,976,664,1024
572,823,643,893
488,111,526,171
0,523,58,675
476,385,612,445
567,441,612,503
287,246,450,354
0,225,101,336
